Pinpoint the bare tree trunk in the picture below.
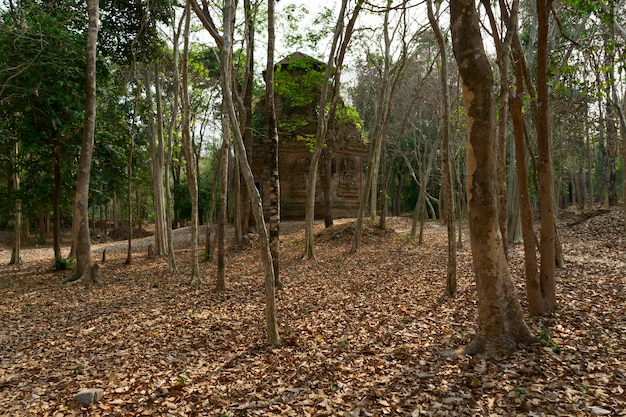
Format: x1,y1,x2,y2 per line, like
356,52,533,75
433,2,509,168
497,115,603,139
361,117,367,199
450,0,536,354
181,2,201,286
233,155,243,242
144,66,167,256
125,83,138,266
154,61,172,261
267,0,282,288
220,0,280,345
536,0,557,313
10,142,21,265
164,4,184,273
216,105,230,291
352,0,405,252
190,0,280,344
69,0,99,283
305,0,363,259
52,135,62,260
427,0,456,296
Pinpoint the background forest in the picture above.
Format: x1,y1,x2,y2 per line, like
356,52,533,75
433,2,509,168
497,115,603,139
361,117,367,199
1,0,625,415
2,0,623,257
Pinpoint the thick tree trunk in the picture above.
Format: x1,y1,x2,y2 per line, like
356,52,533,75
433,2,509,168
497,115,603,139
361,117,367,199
69,0,99,283
450,0,536,354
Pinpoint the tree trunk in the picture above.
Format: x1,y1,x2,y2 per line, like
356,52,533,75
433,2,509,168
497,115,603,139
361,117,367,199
125,83,138,266
536,0,557,314
10,142,21,265
69,0,99,283
306,0,363,259
220,0,280,345
450,0,536,354
181,2,201,286
321,148,334,228
352,0,404,251
52,136,62,260
267,0,282,288
144,66,167,256
216,105,230,291
165,6,185,273
427,0,456,296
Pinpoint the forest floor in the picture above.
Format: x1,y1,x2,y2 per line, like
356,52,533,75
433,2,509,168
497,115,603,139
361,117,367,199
0,209,625,417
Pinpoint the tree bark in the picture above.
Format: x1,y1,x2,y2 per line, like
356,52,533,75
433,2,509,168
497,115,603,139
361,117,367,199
427,0,457,296
306,0,363,259
450,0,536,354
352,0,404,252
216,104,230,291
221,0,280,345
536,0,557,313
143,66,167,256
164,5,184,273
10,141,21,265
181,2,201,286
69,0,99,283
267,0,282,288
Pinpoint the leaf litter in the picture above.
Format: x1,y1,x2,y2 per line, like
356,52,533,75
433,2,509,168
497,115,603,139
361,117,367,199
0,209,625,416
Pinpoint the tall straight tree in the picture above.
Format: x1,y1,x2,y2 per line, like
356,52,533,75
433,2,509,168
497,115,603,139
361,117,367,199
143,65,168,256
216,102,229,291
352,0,407,253
221,0,280,345
427,0,456,296
304,0,363,259
450,0,536,354
181,1,201,286
164,1,185,273
10,142,21,265
536,0,557,314
266,0,282,287
70,0,99,282
190,0,280,345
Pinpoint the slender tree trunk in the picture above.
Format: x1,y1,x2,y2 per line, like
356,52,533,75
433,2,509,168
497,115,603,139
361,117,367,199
536,0,557,313
164,5,184,273
427,0,456,296
112,192,118,229
613,89,626,223
69,0,99,283
450,0,536,354
125,84,138,266
352,0,404,251
267,0,282,288
221,0,280,345
306,0,363,259
216,105,230,291
52,136,62,260
233,155,243,242
144,66,167,256
155,62,171,260
10,142,21,265
181,2,201,286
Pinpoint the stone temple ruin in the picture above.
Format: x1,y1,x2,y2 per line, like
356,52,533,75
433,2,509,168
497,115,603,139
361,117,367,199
249,52,366,220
